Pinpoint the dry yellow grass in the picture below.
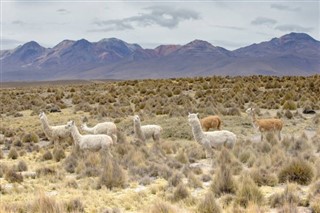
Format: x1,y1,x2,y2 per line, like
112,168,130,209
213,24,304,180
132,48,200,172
1,76,319,212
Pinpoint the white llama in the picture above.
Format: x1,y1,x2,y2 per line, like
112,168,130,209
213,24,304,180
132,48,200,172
81,122,118,143
39,112,71,145
65,120,113,153
188,113,237,158
133,115,162,143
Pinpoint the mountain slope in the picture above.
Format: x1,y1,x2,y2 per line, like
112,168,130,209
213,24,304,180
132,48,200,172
1,32,319,81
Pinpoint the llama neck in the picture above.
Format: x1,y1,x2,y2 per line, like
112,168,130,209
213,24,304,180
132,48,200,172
82,124,94,133
250,111,259,129
71,125,82,145
134,121,144,139
190,119,205,144
40,116,53,137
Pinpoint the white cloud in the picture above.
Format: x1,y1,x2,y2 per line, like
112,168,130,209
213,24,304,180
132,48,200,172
1,1,319,50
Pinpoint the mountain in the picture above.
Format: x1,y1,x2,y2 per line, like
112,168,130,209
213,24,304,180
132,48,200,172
1,32,319,81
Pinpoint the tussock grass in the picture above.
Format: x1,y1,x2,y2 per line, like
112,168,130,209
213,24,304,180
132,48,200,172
278,158,314,185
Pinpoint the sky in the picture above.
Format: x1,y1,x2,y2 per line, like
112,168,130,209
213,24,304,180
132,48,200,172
1,0,319,50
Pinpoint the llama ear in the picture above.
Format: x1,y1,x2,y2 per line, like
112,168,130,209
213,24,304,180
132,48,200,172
72,121,75,125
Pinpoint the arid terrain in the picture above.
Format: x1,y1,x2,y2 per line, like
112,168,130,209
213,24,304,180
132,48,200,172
0,75,319,213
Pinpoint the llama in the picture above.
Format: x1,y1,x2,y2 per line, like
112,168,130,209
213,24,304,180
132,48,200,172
246,108,283,141
133,115,162,143
188,113,236,158
81,122,118,143
39,112,71,146
200,115,222,131
66,120,113,153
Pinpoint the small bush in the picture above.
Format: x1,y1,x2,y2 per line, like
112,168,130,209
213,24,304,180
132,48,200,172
64,153,78,173
65,179,78,189
36,167,56,177
196,191,221,213
278,158,314,185
146,201,178,213
188,173,202,188
311,196,320,213
284,110,293,119
42,151,53,161
250,168,278,186
8,147,19,159
53,148,65,162
269,184,299,208
5,168,23,183
173,183,190,201
17,160,28,172
0,149,3,159
283,100,297,110
236,176,264,207
98,158,126,189
211,164,237,197
13,139,23,147
21,132,39,143
175,149,189,164
65,198,84,213
31,192,62,213
168,172,183,187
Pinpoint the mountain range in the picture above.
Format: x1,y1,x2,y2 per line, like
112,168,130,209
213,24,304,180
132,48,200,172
1,32,319,81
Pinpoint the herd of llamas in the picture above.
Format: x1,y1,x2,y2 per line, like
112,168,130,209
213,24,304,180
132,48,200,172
38,107,283,158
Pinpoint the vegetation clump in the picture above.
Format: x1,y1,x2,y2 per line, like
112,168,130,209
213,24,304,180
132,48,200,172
278,158,314,185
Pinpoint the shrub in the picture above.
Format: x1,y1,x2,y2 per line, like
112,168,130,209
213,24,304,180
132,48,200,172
64,153,78,173
278,158,314,185
65,198,84,213
250,168,278,186
284,110,293,119
188,173,202,188
146,201,178,213
196,191,221,213
175,149,189,164
269,184,299,208
65,179,78,189
173,183,190,201
5,168,23,183
311,196,320,213
211,164,237,197
8,147,19,159
42,151,53,161
17,160,28,172
13,138,23,147
283,100,297,110
22,132,39,143
53,148,65,162
31,192,62,213
36,167,56,177
236,176,263,207
98,158,126,189
168,172,183,187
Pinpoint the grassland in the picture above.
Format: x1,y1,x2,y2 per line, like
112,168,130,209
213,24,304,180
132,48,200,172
0,75,319,213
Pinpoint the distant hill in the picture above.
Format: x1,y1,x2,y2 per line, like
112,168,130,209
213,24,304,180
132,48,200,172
1,32,319,81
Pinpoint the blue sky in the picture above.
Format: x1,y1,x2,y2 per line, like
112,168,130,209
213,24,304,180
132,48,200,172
1,0,319,50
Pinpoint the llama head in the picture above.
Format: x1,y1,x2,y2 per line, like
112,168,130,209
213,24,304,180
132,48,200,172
66,120,75,130
188,113,198,120
188,113,199,126
246,108,255,115
39,112,45,119
133,115,140,123
80,123,87,130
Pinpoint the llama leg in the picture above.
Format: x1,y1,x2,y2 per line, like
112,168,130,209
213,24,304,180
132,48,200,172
278,131,281,140
260,133,263,141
